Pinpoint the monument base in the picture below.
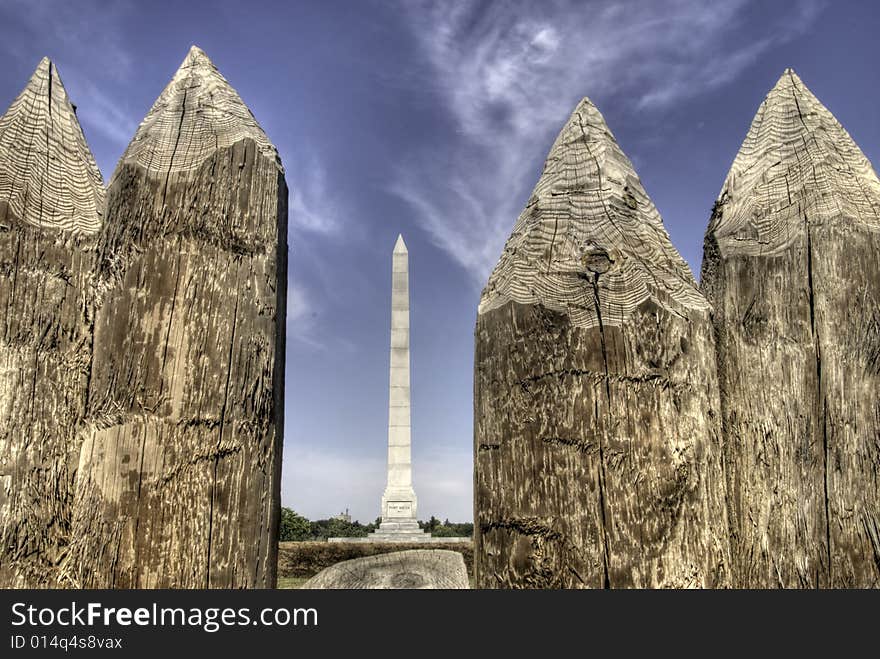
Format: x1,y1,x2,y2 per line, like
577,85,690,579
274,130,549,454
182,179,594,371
329,519,470,543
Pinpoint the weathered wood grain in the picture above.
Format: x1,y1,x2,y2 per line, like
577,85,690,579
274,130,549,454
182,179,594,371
701,69,880,587
0,58,104,587
475,99,730,588
61,46,287,588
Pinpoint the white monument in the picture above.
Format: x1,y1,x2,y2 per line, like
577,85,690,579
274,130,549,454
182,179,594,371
329,235,469,543
371,234,427,540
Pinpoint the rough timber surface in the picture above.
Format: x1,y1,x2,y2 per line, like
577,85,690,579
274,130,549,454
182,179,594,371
474,99,729,588
301,549,469,589
0,59,104,587
62,47,287,589
701,70,880,588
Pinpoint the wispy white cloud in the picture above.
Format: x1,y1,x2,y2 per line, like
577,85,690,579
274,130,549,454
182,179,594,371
286,282,325,350
288,283,310,324
284,152,367,353
284,276,359,354
0,0,134,79
393,0,825,283
289,157,344,235
58,73,138,146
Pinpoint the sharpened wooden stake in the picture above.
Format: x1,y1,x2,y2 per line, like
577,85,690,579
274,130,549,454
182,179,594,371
474,98,730,588
701,69,880,588
63,46,288,588
0,58,105,587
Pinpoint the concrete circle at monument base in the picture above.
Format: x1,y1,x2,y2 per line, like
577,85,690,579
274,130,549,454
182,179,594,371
302,549,469,589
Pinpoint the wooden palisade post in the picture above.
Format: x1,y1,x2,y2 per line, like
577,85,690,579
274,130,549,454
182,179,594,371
64,46,287,588
701,70,880,587
0,58,105,587
474,98,730,588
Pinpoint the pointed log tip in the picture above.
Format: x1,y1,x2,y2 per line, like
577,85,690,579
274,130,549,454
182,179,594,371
23,57,57,89
574,96,598,112
0,54,104,233
23,58,74,107
566,96,615,139
115,41,282,177
479,93,707,327
184,44,213,68
771,67,806,92
710,63,880,258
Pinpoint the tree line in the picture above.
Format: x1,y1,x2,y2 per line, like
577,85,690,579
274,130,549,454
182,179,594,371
279,508,473,541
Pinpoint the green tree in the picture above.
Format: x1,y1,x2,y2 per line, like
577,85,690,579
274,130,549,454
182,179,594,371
327,517,368,538
308,517,372,540
279,508,311,541
432,524,456,537
430,521,474,538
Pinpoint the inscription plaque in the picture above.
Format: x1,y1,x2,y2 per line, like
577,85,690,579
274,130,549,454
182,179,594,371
387,501,413,518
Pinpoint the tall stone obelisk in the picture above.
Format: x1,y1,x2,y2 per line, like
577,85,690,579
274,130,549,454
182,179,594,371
374,234,425,539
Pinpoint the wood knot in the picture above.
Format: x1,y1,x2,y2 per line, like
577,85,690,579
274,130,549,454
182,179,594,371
582,247,613,275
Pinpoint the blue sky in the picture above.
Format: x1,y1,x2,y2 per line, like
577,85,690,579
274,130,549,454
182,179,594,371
1,0,877,523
